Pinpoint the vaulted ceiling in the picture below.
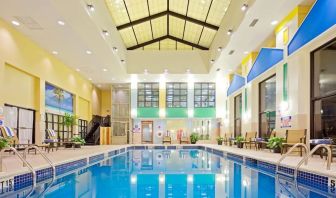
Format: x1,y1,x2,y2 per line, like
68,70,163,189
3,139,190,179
105,0,231,50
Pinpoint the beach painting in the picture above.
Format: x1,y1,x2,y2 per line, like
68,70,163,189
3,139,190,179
45,83,73,113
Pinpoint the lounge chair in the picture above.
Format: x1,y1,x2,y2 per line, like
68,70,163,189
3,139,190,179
0,126,36,153
180,136,189,144
162,136,172,144
256,130,276,150
241,131,257,149
281,129,307,156
43,129,60,152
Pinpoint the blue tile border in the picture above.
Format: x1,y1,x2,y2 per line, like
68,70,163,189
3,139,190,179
56,158,87,176
227,153,244,164
89,154,105,164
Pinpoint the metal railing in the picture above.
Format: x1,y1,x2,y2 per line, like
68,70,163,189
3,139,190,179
294,144,332,179
23,146,56,180
276,143,309,177
0,147,36,188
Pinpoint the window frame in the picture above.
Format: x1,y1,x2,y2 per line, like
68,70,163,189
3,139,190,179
45,112,73,141
310,37,336,139
166,82,188,108
137,82,160,108
258,74,276,138
194,82,216,108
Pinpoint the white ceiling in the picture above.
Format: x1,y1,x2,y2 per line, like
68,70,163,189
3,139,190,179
0,0,309,86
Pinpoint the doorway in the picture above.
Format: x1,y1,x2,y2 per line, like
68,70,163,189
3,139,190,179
141,121,153,143
3,104,35,144
234,94,242,137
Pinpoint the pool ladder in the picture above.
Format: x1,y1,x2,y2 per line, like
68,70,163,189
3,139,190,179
276,143,332,179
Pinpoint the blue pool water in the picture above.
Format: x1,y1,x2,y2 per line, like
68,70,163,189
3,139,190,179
11,149,331,198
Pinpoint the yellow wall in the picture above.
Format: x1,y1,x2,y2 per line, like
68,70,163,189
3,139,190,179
92,86,102,116
101,90,111,117
0,19,95,143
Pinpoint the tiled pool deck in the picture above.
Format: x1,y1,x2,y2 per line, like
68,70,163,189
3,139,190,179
0,144,335,194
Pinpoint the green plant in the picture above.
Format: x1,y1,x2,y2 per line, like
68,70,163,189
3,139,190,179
216,137,224,142
71,136,86,145
63,113,78,127
0,137,9,150
235,136,245,143
199,134,204,140
267,137,285,149
190,133,199,144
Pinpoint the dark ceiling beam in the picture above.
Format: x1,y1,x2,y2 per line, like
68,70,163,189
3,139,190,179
117,11,219,31
127,35,209,50
167,35,208,50
127,35,169,50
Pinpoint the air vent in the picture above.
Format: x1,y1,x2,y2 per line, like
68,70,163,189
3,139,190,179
14,16,43,30
229,50,235,55
249,19,259,27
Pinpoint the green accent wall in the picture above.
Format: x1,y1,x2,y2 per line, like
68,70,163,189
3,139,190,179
166,108,188,118
194,108,216,118
283,63,288,101
137,107,159,118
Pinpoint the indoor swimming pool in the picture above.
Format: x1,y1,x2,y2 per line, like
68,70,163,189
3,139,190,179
5,149,332,198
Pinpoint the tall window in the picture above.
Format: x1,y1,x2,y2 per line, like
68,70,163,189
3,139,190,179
166,83,188,108
234,94,242,137
45,113,73,141
259,75,276,138
137,83,159,108
194,83,216,108
312,39,336,138
78,119,88,139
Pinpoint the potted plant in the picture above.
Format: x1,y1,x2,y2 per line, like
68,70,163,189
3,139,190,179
71,136,86,148
216,137,224,145
0,137,9,151
235,136,245,148
267,137,285,153
190,133,199,144
63,113,78,148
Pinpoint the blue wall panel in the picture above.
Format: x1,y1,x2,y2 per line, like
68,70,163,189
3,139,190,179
227,75,245,96
246,48,283,83
288,0,336,55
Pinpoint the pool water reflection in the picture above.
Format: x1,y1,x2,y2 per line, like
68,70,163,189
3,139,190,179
22,150,330,198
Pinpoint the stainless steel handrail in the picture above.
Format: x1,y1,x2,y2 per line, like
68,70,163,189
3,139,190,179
276,143,309,175
0,147,36,188
294,144,332,179
23,146,56,179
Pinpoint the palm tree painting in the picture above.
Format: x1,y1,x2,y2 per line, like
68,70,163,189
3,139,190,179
45,83,73,113
53,87,64,112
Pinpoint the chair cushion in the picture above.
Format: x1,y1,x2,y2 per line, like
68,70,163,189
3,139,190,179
309,139,333,145
44,139,58,143
3,126,15,137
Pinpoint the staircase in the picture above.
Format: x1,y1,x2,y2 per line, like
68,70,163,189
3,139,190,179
84,115,110,145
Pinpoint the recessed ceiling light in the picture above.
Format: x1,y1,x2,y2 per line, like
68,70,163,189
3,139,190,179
97,84,102,88
88,78,92,81
186,69,191,74
241,4,248,11
227,29,233,35
102,30,109,36
164,69,168,74
52,51,58,55
113,47,118,53
76,68,80,72
217,47,222,52
11,20,20,26
216,68,221,72
144,69,148,74
102,68,107,72
210,59,215,64
86,50,92,55
271,20,278,26
87,4,95,12
244,51,249,55
57,20,65,26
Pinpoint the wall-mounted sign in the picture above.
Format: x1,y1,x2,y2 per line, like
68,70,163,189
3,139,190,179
280,116,292,128
133,124,140,133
